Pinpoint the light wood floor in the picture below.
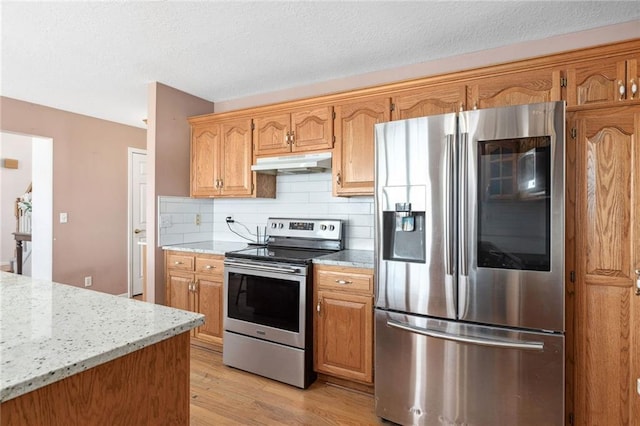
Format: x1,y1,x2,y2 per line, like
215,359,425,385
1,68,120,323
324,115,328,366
189,345,385,425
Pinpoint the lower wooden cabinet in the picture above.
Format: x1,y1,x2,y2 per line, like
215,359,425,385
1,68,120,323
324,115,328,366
165,251,224,349
314,264,374,384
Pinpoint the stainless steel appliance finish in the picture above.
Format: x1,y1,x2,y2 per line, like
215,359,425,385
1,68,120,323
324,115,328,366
374,102,565,425
223,218,343,389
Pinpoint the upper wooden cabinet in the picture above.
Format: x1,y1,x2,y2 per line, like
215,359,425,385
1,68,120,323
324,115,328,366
391,84,466,120
467,68,562,110
253,106,334,157
566,53,640,107
333,96,391,196
191,122,219,197
190,117,275,198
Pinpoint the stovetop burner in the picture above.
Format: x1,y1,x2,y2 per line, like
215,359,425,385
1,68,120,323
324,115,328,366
225,246,334,265
224,218,344,264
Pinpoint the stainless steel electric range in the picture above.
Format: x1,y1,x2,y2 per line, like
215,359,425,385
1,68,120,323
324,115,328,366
222,217,344,388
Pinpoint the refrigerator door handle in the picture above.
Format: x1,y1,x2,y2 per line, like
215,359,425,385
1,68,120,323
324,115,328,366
386,319,545,351
459,132,469,278
444,133,456,317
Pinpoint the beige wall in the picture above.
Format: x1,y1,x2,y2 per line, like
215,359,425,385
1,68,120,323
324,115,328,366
0,96,146,294
145,83,214,304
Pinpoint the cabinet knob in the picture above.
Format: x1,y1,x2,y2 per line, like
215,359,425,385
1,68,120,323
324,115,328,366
619,80,626,100
335,279,353,285
317,300,321,314
630,79,637,99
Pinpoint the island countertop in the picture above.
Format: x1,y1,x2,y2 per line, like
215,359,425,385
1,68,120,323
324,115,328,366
0,271,204,402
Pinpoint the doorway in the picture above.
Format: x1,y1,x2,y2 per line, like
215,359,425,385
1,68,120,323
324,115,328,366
0,132,53,280
128,148,147,297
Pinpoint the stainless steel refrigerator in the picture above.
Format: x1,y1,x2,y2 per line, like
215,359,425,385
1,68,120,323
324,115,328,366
374,102,565,425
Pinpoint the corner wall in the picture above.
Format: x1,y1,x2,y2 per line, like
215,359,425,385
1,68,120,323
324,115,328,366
146,83,214,304
0,96,147,294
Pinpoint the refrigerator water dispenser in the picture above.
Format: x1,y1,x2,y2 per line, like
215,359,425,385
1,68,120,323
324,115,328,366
382,203,425,263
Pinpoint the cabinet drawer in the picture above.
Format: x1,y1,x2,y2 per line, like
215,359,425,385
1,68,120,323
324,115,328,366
195,256,224,279
167,253,194,271
316,268,373,294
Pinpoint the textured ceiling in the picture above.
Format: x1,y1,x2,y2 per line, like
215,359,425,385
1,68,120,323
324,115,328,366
1,1,639,128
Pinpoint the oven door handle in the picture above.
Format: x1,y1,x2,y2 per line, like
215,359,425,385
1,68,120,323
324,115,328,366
224,260,301,275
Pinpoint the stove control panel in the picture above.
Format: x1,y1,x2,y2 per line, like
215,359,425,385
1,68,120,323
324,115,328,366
266,218,343,241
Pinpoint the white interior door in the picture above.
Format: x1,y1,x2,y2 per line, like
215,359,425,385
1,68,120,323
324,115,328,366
129,149,147,296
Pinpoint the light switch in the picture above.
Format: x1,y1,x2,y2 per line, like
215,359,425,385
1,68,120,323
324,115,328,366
59,212,68,223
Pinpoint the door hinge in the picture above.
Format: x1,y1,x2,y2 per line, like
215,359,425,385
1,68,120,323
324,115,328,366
571,128,577,139
560,77,568,87
390,103,395,112
570,271,575,283
568,412,574,425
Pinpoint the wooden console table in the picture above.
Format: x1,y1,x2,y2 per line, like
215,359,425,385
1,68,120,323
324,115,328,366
12,232,31,275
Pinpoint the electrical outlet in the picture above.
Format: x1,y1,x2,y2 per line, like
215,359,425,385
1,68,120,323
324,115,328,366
60,212,68,223
195,214,201,225
84,276,92,287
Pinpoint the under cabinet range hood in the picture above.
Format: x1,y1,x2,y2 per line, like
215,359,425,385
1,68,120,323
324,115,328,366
251,152,332,175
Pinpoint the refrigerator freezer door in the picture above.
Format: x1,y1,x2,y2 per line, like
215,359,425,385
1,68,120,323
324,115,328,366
375,114,457,319
375,310,564,426
458,101,565,332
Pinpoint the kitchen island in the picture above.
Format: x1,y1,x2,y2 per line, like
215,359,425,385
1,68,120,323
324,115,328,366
0,271,204,425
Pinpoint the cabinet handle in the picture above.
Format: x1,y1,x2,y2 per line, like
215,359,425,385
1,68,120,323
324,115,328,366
635,269,640,296
335,279,353,285
285,131,291,145
219,179,223,188
619,80,626,100
290,130,295,145
630,79,637,99
174,261,183,265
204,265,215,269
473,101,478,110
317,300,321,314
188,282,193,292
336,172,342,186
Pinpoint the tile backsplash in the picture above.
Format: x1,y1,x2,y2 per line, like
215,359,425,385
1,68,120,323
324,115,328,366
158,172,374,250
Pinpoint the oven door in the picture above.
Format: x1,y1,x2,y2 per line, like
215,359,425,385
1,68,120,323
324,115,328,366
224,259,308,349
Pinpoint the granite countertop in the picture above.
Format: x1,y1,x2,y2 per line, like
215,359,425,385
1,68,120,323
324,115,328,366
162,240,248,256
314,249,374,269
0,271,204,403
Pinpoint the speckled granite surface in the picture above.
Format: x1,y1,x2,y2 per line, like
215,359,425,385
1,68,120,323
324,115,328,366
162,240,248,255
0,271,204,402
313,249,374,269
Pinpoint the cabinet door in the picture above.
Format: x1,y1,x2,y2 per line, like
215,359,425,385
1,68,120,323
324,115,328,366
219,118,253,196
193,275,224,345
566,56,627,107
468,68,562,110
333,97,391,196
190,123,220,197
392,85,466,120
316,290,373,383
572,106,640,425
166,270,193,313
253,113,291,156
291,106,333,152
